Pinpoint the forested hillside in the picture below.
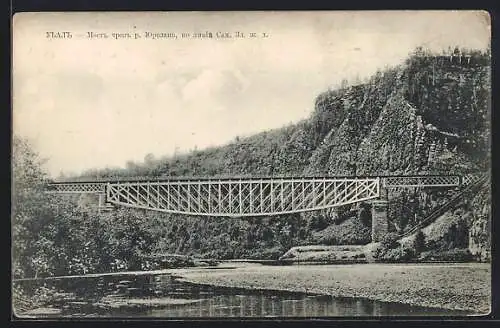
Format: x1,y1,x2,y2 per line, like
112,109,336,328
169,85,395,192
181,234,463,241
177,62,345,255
13,47,491,280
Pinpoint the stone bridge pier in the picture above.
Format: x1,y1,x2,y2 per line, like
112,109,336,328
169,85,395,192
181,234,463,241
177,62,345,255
371,188,388,243
371,200,388,242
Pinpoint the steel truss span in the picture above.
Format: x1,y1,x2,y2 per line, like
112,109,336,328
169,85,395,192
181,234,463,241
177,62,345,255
45,174,480,216
105,178,380,217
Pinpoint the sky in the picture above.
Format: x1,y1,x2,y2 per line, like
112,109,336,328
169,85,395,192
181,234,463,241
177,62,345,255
12,11,490,177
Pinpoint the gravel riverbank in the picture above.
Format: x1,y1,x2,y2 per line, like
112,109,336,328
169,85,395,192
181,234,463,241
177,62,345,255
177,262,490,314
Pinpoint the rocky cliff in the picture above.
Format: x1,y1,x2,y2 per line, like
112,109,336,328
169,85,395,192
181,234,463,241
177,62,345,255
468,183,491,261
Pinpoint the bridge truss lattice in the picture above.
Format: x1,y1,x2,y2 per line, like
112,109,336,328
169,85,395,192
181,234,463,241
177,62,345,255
44,174,480,217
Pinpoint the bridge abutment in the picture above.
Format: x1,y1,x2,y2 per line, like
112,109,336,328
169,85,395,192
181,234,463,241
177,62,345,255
371,200,388,243
97,193,113,213
98,193,105,213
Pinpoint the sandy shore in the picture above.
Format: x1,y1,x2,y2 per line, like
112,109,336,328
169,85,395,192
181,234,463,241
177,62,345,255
177,262,491,314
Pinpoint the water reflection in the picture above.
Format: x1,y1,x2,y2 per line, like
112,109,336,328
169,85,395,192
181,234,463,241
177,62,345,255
17,273,471,318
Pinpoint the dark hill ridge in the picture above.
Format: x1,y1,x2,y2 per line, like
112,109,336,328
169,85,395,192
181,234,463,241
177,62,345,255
71,47,490,261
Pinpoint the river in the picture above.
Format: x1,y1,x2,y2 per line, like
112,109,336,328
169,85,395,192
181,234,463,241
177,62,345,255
16,263,479,318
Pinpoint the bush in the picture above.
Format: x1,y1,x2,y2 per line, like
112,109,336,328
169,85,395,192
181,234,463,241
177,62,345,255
359,203,372,226
371,244,384,259
373,232,417,263
257,247,285,260
373,243,415,263
160,256,195,269
413,230,426,254
380,232,400,250
419,248,474,262
382,244,415,262
309,215,330,231
320,236,337,246
12,284,37,313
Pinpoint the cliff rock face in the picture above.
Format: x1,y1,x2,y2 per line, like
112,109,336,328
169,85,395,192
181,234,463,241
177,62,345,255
306,76,396,176
468,184,491,261
356,93,418,175
306,52,490,177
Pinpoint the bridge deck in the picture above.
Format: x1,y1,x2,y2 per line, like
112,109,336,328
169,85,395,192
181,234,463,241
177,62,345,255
47,174,462,184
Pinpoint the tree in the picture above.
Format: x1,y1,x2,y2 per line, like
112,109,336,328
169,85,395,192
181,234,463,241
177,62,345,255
359,202,372,226
12,136,52,278
340,78,349,90
12,136,114,279
309,214,329,231
380,232,400,250
144,153,155,166
413,230,426,254
454,219,469,249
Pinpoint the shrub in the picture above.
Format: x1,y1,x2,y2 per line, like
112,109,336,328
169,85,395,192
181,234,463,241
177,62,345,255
309,215,330,231
413,230,426,254
381,244,415,262
258,247,285,260
380,232,400,250
373,232,417,263
359,203,372,226
419,248,474,262
371,244,384,259
373,243,415,263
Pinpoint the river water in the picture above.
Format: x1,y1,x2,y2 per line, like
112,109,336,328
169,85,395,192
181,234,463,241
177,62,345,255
17,267,471,318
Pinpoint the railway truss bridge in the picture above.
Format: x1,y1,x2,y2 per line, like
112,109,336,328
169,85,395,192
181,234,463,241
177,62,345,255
46,174,483,242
